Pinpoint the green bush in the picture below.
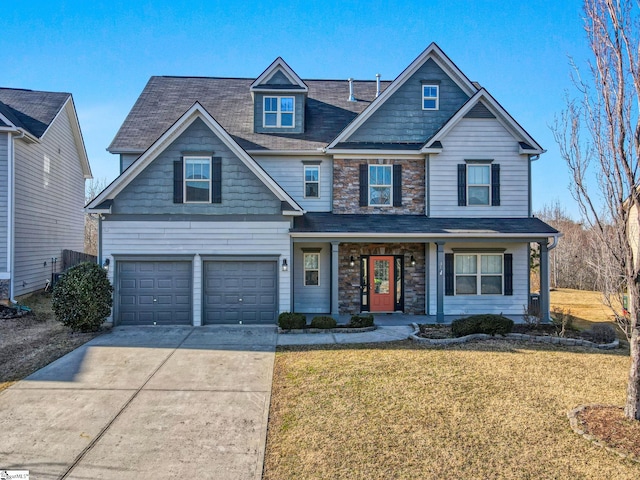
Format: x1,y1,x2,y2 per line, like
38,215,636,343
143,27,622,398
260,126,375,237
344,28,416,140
52,262,113,332
310,316,337,329
589,324,617,344
451,314,514,337
278,312,306,329
349,314,374,328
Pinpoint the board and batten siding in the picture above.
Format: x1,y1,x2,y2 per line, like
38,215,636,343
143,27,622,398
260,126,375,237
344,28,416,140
256,157,331,212
293,243,331,313
112,118,282,215
0,133,8,272
429,117,530,217
427,242,529,316
13,107,86,296
102,219,292,324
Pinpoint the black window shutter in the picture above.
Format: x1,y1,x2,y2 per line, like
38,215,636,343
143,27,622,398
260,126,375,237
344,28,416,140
457,164,466,206
504,253,513,295
445,253,454,296
173,158,183,203
212,157,222,203
359,164,368,207
491,163,500,206
393,164,402,207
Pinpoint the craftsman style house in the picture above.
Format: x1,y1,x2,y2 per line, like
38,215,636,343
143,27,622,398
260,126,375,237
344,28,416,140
87,43,558,326
0,88,92,302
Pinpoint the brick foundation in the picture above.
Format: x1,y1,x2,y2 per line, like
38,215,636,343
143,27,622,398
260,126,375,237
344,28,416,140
338,243,426,315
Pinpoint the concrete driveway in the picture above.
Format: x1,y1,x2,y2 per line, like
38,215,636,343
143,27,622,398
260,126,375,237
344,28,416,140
0,325,277,480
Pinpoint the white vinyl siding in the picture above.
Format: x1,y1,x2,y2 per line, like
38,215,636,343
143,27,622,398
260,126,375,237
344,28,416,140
13,105,86,296
428,242,528,316
430,117,529,217
0,133,8,272
256,157,331,211
101,220,292,324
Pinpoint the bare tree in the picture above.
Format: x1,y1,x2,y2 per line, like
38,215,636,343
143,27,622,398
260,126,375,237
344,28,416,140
553,0,640,420
85,178,108,256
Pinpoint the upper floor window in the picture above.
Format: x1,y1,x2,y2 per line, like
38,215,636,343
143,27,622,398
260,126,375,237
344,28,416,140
264,96,294,128
369,165,392,206
422,85,439,110
467,164,490,205
455,254,503,295
304,165,319,198
184,156,211,203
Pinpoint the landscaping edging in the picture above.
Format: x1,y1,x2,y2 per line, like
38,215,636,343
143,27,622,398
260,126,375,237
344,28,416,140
279,326,377,334
408,323,619,349
567,405,640,464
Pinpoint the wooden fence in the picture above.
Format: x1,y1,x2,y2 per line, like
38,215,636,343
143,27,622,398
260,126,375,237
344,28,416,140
62,249,97,271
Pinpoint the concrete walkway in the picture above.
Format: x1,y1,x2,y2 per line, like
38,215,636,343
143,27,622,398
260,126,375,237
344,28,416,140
0,326,277,480
277,325,413,346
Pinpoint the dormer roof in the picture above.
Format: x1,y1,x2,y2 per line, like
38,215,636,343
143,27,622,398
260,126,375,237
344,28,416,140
250,57,308,93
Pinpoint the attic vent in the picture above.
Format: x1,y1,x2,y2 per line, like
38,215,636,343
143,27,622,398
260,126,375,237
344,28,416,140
464,103,495,119
348,78,356,102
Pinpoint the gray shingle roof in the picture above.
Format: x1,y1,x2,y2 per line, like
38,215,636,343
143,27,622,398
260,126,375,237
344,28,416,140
108,77,391,153
292,213,558,236
0,88,70,138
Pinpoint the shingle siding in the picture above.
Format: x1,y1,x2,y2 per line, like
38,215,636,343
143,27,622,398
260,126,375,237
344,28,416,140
346,58,470,143
120,153,140,173
0,133,8,272
112,118,282,215
13,106,86,296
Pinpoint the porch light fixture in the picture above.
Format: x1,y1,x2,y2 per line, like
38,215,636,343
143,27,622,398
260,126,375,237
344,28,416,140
102,258,110,272
410,255,416,266
349,256,355,267
282,259,288,271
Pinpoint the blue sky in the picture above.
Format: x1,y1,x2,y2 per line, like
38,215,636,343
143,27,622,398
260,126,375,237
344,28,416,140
3,0,589,217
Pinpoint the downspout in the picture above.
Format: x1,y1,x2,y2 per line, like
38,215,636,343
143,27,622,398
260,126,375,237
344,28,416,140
8,130,23,304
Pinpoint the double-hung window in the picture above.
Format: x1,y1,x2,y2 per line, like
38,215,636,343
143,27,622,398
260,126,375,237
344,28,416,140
184,156,211,203
304,252,320,286
264,96,294,128
422,85,439,110
369,164,392,206
467,164,491,205
304,165,319,198
455,254,503,295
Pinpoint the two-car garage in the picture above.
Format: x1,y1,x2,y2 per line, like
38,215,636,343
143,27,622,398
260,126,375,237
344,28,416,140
115,259,278,326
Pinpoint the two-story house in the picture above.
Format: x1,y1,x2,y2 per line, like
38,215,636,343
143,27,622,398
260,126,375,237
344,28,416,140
0,88,92,302
87,43,558,326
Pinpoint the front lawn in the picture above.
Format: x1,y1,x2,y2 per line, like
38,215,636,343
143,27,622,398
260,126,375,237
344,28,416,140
264,340,640,479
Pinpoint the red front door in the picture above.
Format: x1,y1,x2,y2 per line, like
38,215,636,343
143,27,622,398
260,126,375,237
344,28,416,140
369,256,395,312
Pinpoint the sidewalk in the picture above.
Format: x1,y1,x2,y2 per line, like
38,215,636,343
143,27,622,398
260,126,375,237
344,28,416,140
277,325,414,346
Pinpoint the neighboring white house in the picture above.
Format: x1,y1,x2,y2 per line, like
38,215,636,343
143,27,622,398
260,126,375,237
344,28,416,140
88,43,559,326
0,88,92,301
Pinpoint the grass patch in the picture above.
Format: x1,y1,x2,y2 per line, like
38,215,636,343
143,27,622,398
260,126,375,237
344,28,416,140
264,340,640,479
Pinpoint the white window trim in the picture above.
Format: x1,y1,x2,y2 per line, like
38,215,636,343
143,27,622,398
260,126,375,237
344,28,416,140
467,164,491,206
303,252,320,286
303,165,320,199
263,96,295,128
368,164,393,207
184,156,212,203
422,84,439,110
454,253,503,296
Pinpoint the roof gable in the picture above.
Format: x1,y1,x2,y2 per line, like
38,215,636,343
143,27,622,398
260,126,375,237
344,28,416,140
89,102,303,213
327,43,478,149
0,88,70,138
250,57,308,93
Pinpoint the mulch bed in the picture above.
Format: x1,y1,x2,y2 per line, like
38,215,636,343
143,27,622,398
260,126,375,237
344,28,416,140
0,304,29,319
575,405,640,462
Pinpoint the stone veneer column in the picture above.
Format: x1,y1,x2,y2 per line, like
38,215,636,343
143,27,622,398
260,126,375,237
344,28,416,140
331,242,340,316
436,242,445,323
539,241,550,322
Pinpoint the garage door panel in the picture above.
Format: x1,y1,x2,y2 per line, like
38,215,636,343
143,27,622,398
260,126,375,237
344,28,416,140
203,261,277,325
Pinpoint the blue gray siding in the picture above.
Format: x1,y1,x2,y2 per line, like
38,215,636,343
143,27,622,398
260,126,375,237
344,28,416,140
253,93,305,134
112,118,282,215
265,70,291,85
346,58,469,143
0,133,7,272
120,153,140,173
293,243,331,313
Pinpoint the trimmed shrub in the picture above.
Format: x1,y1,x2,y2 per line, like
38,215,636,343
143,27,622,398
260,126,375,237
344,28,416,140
589,324,617,344
52,262,113,332
349,314,374,328
310,316,337,329
451,314,514,337
278,312,306,329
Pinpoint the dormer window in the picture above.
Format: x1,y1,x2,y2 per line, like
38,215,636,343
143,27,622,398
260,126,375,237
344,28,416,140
264,96,295,128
